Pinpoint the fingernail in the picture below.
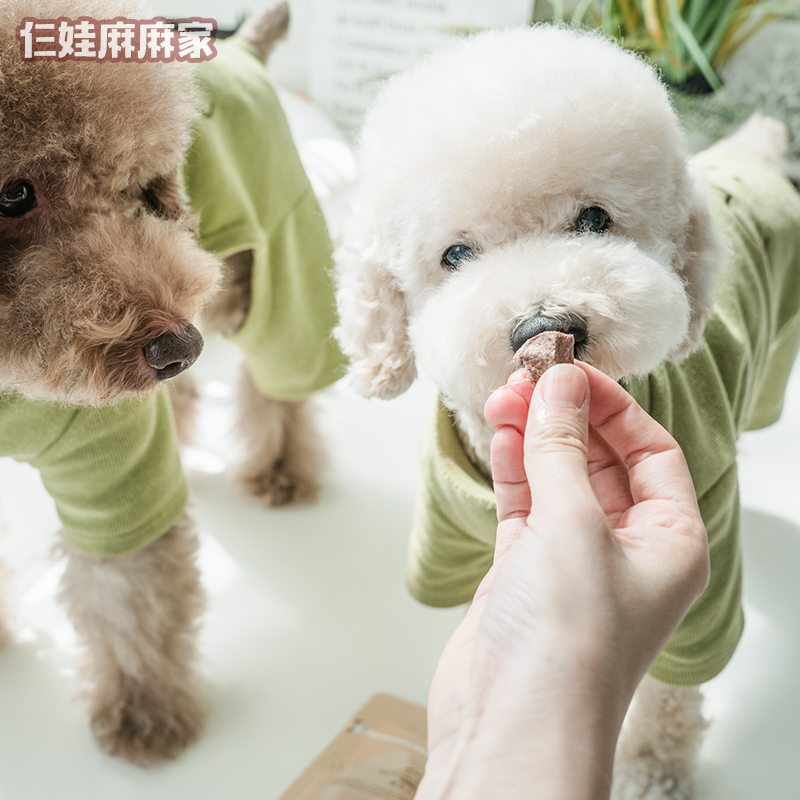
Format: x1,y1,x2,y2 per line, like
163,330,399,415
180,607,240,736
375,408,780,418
539,364,588,409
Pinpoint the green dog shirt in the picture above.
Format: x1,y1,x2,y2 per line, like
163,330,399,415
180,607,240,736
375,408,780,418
0,390,187,557
2,38,344,557
182,38,346,399
406,151,800,687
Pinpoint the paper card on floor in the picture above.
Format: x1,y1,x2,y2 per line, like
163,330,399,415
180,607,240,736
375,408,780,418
278,693,428,799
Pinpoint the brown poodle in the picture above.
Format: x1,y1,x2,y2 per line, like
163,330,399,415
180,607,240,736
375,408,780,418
0,0,332,765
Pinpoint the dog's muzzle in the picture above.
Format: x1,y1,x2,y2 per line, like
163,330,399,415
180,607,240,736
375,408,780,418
511,313,588,357
144,324,204,381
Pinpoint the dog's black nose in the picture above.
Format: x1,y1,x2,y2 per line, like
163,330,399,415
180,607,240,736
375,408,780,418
511,313,588,355
144,324,204,380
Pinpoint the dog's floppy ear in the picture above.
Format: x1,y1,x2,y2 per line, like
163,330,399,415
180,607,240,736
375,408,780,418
142,170,189,221
334,238,417,399
670,172,724,360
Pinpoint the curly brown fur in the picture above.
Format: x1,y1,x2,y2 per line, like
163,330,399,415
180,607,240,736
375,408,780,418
1,0,324,765
236,366,324,506
58,513,206,766
202,250,254,338
0,0,220,765
235,0,290,63
0,0,221,406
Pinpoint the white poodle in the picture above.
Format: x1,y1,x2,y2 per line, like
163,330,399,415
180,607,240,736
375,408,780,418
335,25,800,799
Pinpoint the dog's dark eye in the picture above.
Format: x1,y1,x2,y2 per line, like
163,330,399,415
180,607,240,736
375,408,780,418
0,182,37,218
442,244,475,271
575,206,611,234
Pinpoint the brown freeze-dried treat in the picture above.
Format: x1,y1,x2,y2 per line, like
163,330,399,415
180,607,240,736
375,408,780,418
515,331,575,384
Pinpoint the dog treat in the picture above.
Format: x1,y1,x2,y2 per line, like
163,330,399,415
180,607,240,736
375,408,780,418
515,331,575,383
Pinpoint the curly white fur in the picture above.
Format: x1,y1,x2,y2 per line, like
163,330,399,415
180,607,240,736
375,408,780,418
335,24,723,466
334,25,738,799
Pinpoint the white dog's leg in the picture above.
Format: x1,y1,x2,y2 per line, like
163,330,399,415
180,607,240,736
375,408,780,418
612,673,708,800
59,514,206,765
706,113,788,170
236,366,324,506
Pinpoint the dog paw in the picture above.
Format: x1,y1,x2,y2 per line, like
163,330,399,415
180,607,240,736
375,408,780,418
612,760,695,800
90,678,206,766
239,461,320,506
710,113,788,169
348,356,417,401
235,1,290,63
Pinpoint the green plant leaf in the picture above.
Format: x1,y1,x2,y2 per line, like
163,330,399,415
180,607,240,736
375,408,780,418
570,0,599,27
666,0,722,87
701,0,750,59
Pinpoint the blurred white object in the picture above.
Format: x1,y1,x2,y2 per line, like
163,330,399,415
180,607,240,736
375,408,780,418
278,86,357,238
307,0,535,136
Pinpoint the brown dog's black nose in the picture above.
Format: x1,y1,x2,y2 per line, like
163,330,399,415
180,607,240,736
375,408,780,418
144,324,204,381
511,313,588,355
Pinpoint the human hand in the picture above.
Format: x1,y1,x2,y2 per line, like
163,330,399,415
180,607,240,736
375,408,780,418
416,362,709,800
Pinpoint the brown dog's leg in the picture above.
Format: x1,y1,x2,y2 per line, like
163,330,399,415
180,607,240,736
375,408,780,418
236,366,324,506
203,249,325,506
235,1,290,63
202,250,253,339
59,513,206,766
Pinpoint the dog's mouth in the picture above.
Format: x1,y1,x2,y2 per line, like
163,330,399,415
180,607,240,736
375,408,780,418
153,362,192,381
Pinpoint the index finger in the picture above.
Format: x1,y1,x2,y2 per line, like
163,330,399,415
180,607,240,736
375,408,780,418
575,362,699,511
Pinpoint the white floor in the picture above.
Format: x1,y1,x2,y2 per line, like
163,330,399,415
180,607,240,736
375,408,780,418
2,21,800,796
0,334,466,798
1,335,799,799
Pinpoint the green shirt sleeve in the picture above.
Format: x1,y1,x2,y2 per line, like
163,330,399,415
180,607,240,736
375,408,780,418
0,389,188,557
406,400,497,608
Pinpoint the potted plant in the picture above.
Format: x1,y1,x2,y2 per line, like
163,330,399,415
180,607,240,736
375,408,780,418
560,0,798,91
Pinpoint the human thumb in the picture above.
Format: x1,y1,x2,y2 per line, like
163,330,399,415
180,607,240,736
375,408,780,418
524,363,593,511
